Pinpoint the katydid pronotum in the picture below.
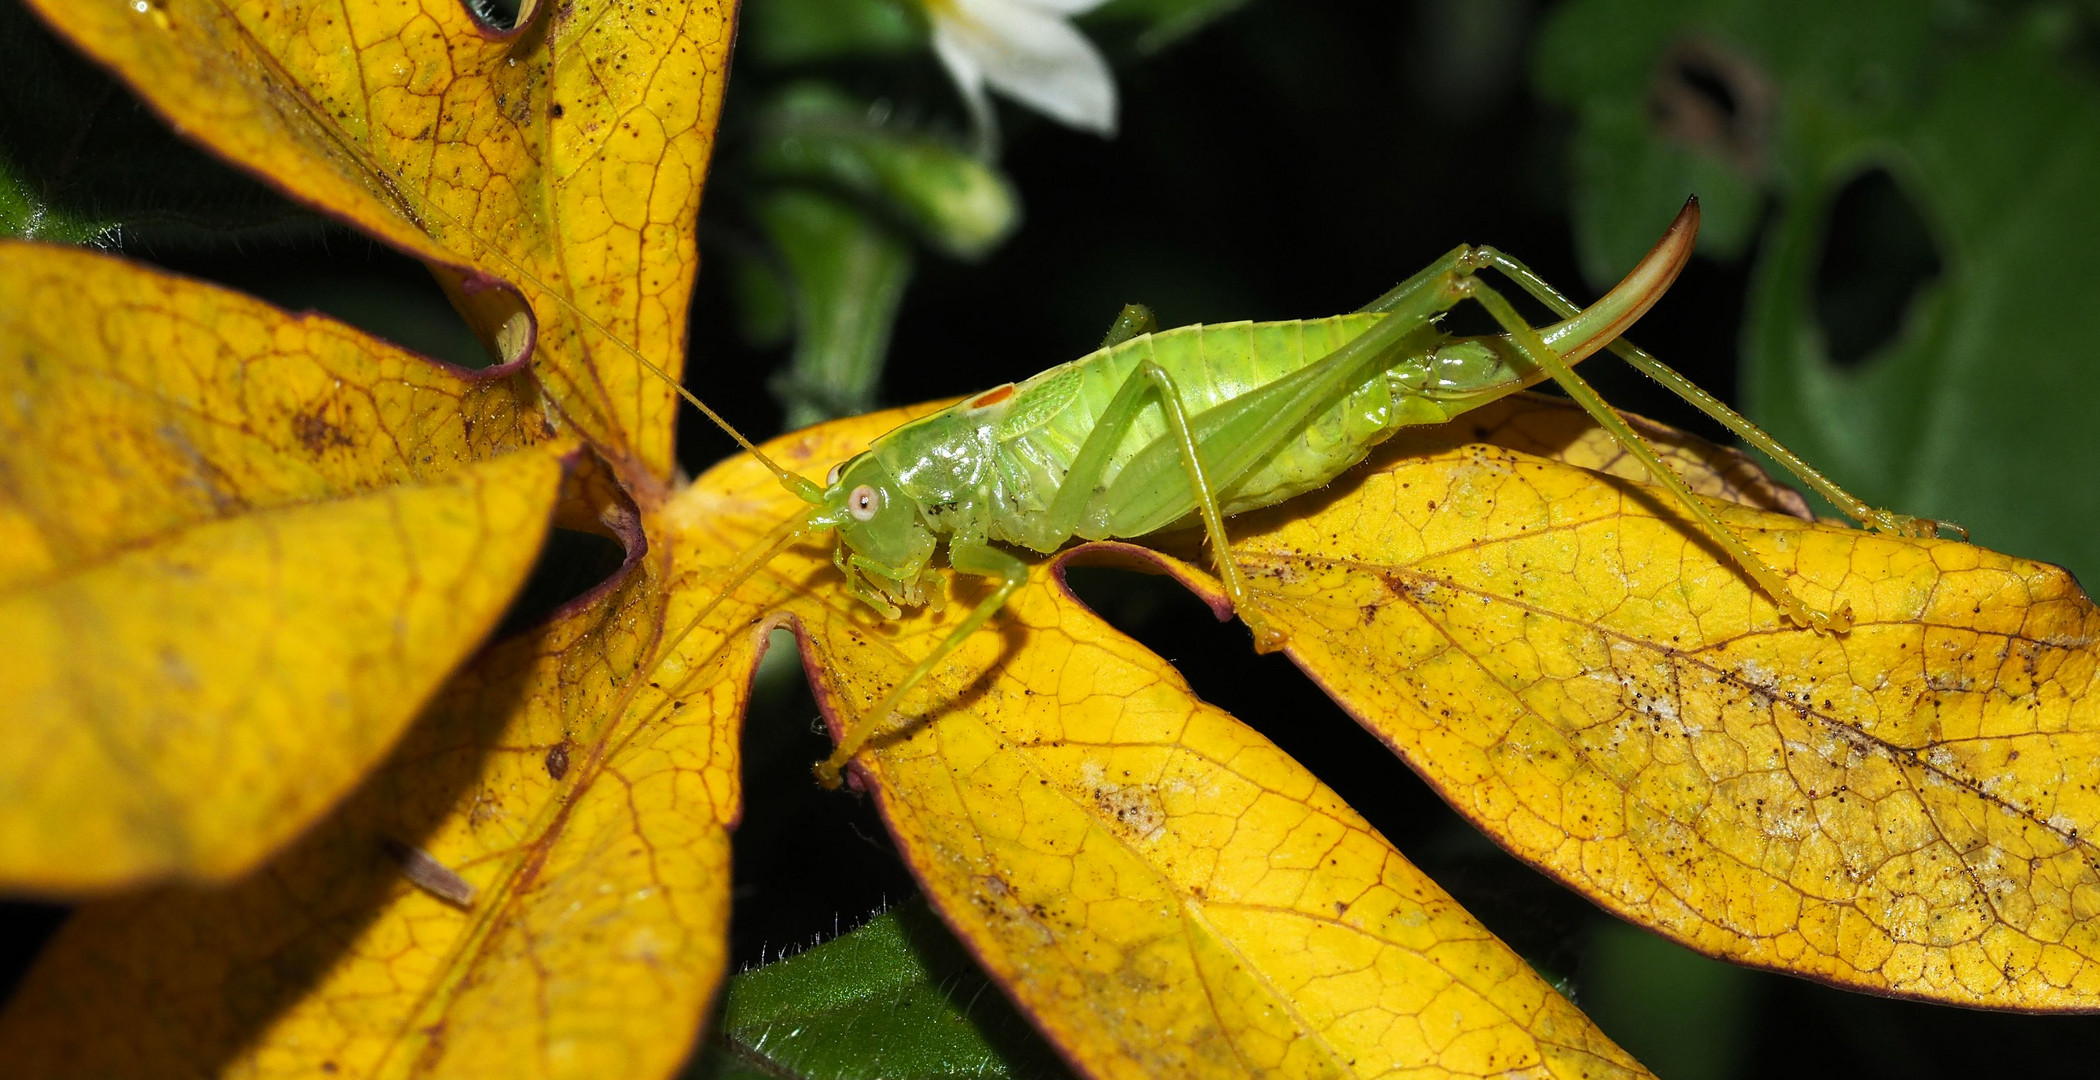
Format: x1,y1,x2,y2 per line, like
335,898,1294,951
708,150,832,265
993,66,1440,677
432,196,1951,790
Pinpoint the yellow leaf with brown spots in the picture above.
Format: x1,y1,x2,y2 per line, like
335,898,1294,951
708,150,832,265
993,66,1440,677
23,379,2082,1075
0,489,748,1079
1445,395,1814,522
21,0,737,490
0,241,566,890
662,406,1655,1080
1130,393,2100,1012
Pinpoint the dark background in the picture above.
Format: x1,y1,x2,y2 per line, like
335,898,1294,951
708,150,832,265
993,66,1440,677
698,3,2100,1078
6,1,2099,1077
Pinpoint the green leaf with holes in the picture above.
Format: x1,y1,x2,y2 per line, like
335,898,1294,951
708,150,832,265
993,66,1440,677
1537,0,2100,579
687,900,1074,1080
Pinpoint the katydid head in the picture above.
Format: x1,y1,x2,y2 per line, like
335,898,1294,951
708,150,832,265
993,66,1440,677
815,452,938,615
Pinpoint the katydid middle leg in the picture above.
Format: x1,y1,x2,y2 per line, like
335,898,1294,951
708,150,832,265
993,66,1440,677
815,540,1029,789
1034,352,1283,647
1065,270,1485,650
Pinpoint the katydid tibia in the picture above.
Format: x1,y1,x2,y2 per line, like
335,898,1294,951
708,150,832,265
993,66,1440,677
421,194,1949,790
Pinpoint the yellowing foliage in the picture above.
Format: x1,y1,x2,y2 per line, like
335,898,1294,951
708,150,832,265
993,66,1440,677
0,242,567,889
665,407,1655,1080
13,362,2100,1076
22,0,737,488
0,504,744,1079
10,0,2100,1073
1146,395,2100,1011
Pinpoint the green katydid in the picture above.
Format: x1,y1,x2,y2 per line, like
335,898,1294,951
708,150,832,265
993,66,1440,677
427,195,1948,790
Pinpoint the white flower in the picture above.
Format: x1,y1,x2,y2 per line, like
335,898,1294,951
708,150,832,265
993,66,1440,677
924,0,1118,149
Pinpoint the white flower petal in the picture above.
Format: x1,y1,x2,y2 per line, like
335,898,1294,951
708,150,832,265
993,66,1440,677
930,28,999,145
935,0,1118,137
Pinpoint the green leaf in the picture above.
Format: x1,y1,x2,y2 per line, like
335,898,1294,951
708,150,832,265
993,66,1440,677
756,188,914,428
756,85,1021,261
0,0,318,246
742,0,924,67
1532,0,1773,283
0,147,112,246
1577,920,1758,1080
722,238,796,350
694,900,1075,1080
1537,0,2100,579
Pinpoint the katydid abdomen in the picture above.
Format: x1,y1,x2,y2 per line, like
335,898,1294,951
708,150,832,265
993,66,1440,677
860,309,1551,555
856,310,1528,546
1010,316,1542,541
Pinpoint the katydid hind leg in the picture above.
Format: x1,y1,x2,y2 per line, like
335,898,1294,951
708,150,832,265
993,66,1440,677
1474,242,1947,540
1357,244,1471,314
814,542,1029,789
1459,275,1853,632
1480,197,1702,367
1038,354,1186,547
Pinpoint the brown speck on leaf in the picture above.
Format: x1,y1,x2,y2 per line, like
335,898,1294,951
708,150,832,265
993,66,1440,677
291,408,354,453
545,743,570,780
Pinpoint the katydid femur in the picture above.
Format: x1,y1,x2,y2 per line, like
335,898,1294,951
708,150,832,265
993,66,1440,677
432,196,1948,789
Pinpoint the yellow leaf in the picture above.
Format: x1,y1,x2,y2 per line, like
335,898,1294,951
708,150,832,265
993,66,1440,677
1138,393,2100,1011
27,382,2084,1074
0,241,567,890
0,501,746,1079
668,406,1655,1080
1450,395,1814,521
20,0,737,488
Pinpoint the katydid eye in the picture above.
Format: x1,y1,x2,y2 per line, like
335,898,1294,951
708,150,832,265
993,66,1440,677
848,485,882,521
826,463,844,485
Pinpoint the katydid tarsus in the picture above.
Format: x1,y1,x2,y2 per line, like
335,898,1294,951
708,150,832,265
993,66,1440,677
420,194,1949,790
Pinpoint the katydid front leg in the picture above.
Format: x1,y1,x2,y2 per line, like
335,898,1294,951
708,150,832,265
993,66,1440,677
815,541,1029,789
